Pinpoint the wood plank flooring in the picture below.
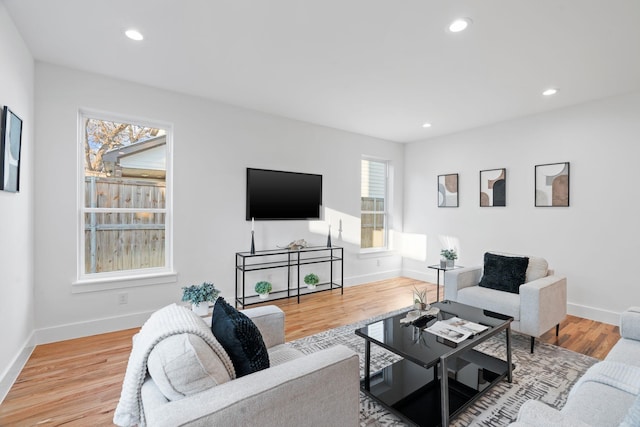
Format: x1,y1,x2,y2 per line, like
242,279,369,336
0,277,620,426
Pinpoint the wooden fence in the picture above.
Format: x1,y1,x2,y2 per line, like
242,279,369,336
84,177,166,274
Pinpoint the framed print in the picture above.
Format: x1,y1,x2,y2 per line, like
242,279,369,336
480,168,506,207
0,106,23,193
438,173,458,207
535,162,569,207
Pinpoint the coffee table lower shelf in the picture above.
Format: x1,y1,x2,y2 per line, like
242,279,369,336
361,351,510,427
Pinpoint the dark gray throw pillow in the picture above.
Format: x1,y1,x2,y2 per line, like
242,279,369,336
211,297,269,377
478,253,529,294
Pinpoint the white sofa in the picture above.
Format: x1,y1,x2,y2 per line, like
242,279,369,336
510,307,640,427
444,252,567,352
116,304,360,427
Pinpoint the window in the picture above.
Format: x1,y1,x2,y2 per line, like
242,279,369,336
361,158,388,250
78,112,172,280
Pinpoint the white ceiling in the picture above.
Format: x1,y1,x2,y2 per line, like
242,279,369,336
4,0,640,143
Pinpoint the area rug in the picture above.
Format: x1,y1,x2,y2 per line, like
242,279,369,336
288,308,598,427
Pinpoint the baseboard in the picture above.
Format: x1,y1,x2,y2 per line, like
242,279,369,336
344,269,402,287
568,302,620,326
35,310,155,345
401,268,438,284
0,331,35,404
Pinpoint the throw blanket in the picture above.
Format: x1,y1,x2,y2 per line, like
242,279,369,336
113,304,235,427
569,360,640,397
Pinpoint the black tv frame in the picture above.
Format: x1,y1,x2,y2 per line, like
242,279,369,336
246,168,322,221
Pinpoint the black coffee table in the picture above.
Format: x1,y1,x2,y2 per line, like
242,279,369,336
355,300,513,427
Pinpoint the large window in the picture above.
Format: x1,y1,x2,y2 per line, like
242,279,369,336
361,158,388,250
78,112,172,280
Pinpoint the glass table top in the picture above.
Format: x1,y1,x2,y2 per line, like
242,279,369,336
355,300,512,369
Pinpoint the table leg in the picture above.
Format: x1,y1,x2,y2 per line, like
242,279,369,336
506,326,513,383
440,356,449,427
364,340,371,391
436,270,441,302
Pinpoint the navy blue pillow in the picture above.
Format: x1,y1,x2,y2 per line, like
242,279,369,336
211,297,269,377
478,253,529,294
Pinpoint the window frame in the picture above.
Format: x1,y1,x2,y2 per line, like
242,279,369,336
360,157,389,253
75,109,174,285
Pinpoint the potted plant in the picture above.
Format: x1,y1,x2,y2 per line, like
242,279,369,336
440,248,458,268
413,286,429,311
181,282,220,316
304,273,320,289
255,281,272,299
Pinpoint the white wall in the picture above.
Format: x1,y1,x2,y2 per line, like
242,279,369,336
33,62,404,343
402,91,640,325
0,3,35,400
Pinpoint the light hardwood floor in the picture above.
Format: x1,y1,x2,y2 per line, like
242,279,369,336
0,277,620,426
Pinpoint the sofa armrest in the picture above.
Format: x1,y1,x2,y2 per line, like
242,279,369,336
443,266,483,301
519,276,567,337
144,345,360,427
510,400,592,427
620,307,640,341
242,305,285,348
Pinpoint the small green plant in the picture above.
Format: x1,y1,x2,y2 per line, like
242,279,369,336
304,273,320,286
181,282,220,305
440,249,458,260
255,281,273,295
413,286,428,305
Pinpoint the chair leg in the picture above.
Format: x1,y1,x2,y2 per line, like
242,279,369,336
530,336,535,353
556,323,560,336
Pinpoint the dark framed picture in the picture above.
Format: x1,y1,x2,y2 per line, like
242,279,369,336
480,168,506,207
0,106,23,193
535,162,570,207
438,173,459,207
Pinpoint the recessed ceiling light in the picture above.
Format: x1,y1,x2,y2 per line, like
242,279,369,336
125,29,144,41
422,122,432,128
542,88,558,96
448,18,472,33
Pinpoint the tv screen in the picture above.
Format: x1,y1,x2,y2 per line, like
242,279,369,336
246,168,322,220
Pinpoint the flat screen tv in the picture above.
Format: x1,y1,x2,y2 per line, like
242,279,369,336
246,168,322,220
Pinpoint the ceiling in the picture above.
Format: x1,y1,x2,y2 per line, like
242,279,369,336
4,0,640,143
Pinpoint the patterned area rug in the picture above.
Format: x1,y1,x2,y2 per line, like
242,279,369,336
289,308,598,427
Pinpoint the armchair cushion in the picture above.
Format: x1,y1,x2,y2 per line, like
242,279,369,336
211,297,269,377
478,252,529,294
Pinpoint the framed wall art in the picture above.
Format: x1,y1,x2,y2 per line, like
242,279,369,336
0,106,23,193
438,173,458,207
479,168,506,207
535,162,569,207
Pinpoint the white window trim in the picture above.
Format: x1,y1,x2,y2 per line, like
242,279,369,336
75,109,175,287
360,157,390,253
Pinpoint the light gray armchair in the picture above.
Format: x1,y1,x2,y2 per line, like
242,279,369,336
444,252,567,353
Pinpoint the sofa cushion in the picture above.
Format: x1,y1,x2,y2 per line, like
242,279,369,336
605,338,640,368
479,252,529,294
211,297,270,377
561,381,634,427
620,393,640,427
267,344,305,366
147,333,232,401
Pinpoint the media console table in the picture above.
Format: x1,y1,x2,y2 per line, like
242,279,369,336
235,246,343,308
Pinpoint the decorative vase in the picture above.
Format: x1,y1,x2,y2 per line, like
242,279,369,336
192,302,209,316
307,284,317,290
446,259,455,269
440,259,447,268
258,293,269,300
414,302,427,311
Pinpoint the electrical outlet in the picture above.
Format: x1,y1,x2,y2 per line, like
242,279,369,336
117,292,128,305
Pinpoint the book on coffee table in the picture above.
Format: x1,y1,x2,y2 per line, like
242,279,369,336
425,317,489,343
